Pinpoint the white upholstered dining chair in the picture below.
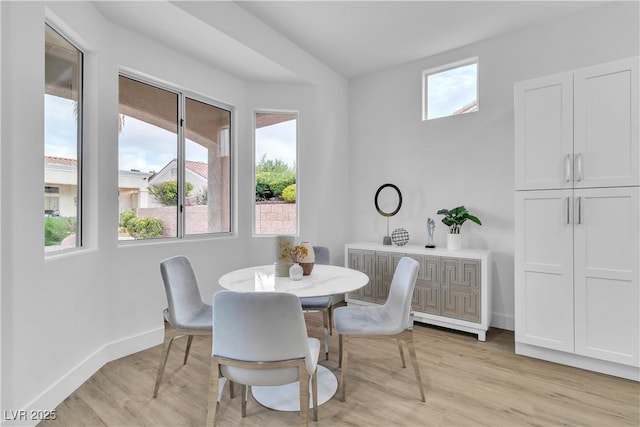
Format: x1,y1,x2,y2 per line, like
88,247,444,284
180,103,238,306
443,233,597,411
153,255,212,397
334,256,426,402
207,290,321,427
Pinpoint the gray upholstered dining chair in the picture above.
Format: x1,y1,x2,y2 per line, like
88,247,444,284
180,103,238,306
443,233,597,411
153,255,212,398
300,246,333,360
334,256,426,402
207,290,320,427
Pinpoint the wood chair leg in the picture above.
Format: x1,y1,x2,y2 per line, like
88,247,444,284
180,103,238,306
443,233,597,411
312,369,318,421
322,309,329,360
338,334,343,368
229,380,235,399
153,332,177,398
183,335,194,365
206,358,220,427
298,366,310,427
404,331,426,402
340,335,349,402
396,338,406,368
328,305,333,335
241,385,248,417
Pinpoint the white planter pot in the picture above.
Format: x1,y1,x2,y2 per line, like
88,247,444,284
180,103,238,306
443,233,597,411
447,234,462,250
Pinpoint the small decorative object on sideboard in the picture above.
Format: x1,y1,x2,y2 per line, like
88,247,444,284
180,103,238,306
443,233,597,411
391,228,410,246
437,206,482,250
374,183,403,245
425,218,436,248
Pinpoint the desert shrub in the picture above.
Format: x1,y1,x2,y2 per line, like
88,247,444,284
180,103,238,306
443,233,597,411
255,155,296,201
119,208,137,229
127,217,164,239
149,181,194,206
282,184,296,202
44,216,75,246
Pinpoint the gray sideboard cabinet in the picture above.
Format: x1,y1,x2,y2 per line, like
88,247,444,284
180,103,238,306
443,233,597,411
345,243,492,341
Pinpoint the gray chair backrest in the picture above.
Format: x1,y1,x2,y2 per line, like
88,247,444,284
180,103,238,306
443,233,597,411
313,246,330,265
213,290,314,385
382,256,420,333
160,256,206,328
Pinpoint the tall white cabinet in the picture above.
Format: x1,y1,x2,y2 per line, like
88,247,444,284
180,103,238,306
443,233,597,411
514,57,639,380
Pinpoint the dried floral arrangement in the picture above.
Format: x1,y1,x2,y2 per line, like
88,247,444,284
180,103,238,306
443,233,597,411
279,242,309,264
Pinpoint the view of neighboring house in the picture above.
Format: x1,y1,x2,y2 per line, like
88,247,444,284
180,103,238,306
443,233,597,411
45,156,209,216
44,156,79,216
147,158,208,207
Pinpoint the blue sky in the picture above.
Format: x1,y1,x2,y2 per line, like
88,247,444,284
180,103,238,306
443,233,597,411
46,94,296,172
427,62,478,120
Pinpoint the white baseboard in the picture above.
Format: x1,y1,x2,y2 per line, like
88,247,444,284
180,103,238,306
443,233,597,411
491,312,514,331
2,327,163,427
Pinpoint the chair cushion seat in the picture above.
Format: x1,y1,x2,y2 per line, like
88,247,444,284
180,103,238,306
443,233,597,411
300,296,332,310
334,304,405,336
166,305,212,331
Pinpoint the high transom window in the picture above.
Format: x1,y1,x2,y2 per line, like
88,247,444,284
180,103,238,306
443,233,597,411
118,75,232,241
423,57,479,121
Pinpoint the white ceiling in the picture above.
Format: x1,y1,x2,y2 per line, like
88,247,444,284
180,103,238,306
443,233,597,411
95,1,608,81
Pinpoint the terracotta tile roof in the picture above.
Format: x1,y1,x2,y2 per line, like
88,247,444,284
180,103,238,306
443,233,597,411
44,155,77,167
186,160,208,179
453,99,478,115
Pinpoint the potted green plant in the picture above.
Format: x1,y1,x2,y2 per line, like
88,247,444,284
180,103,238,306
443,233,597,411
436,206,482,250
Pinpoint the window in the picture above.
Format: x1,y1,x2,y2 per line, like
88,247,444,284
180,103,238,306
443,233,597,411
118,75,232,241
254,112,298,235
44,24,83,252
422,57,478,121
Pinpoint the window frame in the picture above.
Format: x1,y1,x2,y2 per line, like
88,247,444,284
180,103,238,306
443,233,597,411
44,22,84,254
118,72,235,243
422,56,479,121
252,110,299,237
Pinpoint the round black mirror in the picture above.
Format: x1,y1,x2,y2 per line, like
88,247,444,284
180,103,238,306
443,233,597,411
375,183,402,217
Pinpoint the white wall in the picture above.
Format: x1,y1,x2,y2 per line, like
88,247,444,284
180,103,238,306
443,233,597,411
0,1,348,423
347,2,639,330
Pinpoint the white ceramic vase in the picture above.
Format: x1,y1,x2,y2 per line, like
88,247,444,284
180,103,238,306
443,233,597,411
289,263,304,281
447,233,462,250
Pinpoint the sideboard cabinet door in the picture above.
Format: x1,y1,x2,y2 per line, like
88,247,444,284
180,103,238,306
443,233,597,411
440,257,481,323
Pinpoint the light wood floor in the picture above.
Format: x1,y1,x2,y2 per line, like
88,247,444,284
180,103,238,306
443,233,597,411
41,313,639,426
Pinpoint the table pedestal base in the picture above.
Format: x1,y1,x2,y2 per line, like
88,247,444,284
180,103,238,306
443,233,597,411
251,365,337,411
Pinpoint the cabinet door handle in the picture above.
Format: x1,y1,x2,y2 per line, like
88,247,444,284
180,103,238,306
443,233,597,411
576,153,583,182
566,197,571,224
577,196,582,224
564,154,571,183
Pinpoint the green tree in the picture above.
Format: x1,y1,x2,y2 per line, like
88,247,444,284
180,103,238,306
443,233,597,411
255,155,296,201
44,216,75,246
149,181,194,206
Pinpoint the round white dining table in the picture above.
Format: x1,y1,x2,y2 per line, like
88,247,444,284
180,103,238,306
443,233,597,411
218,264,369,297
218,263,369,412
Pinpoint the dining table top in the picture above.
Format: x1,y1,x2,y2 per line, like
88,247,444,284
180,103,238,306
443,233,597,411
218,264,369,297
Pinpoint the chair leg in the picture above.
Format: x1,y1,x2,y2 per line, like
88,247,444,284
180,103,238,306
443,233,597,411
298,366,310,427
206,358,220,427
241,384,248,417
338,334,343,368
396,338,406,368
153,332,178,398
322,309,329,360
328,305,333,336
403,331,426,402
183,335,194,365
229,380,235,399
311,369,318,422
339,335,349,402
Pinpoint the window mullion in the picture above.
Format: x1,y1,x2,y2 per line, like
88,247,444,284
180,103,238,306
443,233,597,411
177,94,186,238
